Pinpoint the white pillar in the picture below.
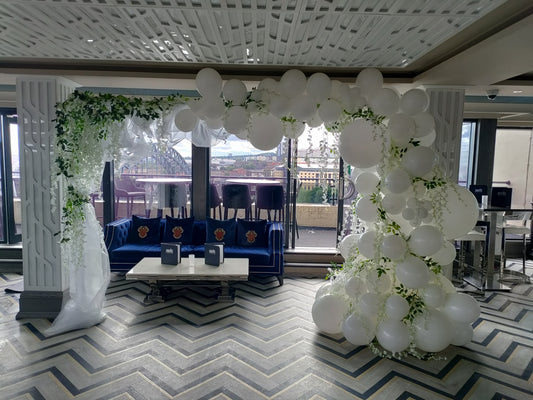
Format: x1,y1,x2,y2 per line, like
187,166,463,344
426,88,466,281
16,77,77,319
426,88,465,184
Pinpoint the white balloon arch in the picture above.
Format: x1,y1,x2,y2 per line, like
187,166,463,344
49,67,480,359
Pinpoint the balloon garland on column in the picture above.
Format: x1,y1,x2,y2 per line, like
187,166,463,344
183,67,480,360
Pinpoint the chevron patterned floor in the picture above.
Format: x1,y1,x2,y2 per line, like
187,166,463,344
1,262,532,400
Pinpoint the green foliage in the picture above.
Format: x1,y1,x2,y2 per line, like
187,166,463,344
412,175,446,190
395,283,425,323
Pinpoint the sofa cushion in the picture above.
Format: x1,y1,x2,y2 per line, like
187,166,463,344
127,215,161,244
163,216,194,244
206,218,236,245
111,243,162,264
224,246,271,265
236,219,267,247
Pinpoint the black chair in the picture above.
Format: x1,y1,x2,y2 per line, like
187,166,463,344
222,184,252,220
490,187,512,209
210,183,222,219
255,185,284,221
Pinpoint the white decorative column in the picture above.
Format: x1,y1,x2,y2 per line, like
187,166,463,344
16,77,77,319
426,88,465,183
426,88,466,280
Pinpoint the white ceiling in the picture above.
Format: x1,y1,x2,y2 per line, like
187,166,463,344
1,0,533,125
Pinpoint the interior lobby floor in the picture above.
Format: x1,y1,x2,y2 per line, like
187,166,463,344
0,262,532,400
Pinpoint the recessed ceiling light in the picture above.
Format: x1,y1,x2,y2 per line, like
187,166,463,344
512,90,523,94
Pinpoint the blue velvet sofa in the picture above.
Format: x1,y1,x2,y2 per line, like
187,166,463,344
104,217,284,285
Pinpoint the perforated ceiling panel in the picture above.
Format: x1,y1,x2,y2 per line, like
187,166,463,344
0,0,507,68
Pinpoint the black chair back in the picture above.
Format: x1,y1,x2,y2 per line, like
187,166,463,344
490,187,512,208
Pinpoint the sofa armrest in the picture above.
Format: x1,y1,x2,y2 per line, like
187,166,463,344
268,221,284,265
104,218,131,252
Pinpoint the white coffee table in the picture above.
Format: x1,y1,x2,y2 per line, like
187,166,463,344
126,257,249,303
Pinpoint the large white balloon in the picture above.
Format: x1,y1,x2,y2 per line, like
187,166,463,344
402,146,436,177
359,293,383,316
339,119,385,169
174,108,199,132
396,255,430,288
409,225,443,256
400,89,429,115
307,72,331,102
248,114,283,151
413,112,436,137
269,95,290,118
442,293,481,323
202,96,226,119
283,121,306,139
413,309,453,353
358,230,377,259
354,172,379,194
223,79,247,104
381,235,407,260
384,168,411,194
436,184,479,239
342,313,376,345
376,319,410,353
280,69,307,98
196,68,222,97
345,276,366,298
312,294,349,334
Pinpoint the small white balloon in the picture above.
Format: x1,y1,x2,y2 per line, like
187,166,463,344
384,168,412,194
431,240,456,266
442,293,481,324
402,207,416,221
385,295,409,320
196,68,222,97
280,69,307,98
224,106,249,134
345,276,366,298
306,72,331,102
318,99,342,122
354,172,379,194
174,108,199,132
358,230,377,259
222,79,247,104
269,95,290,118
397,255,430,289
356,68,384,97
290,94,317,121
355,196,379,222
312,294,349,334
450,321,474,346
381,235,407,260
413,309,453,353
203,96,226,119
421,284,445,308
342,313,376,345
381,193,406,214
339,233,360,259
400,89,429,115
409,225,443,257
360,292,383,316
376,319,410,353
367,87,400,116
388,113,416,146
283,121,306,139
413,112,436,137
402,146,436,177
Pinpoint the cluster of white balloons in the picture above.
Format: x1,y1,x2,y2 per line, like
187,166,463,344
311,69,482,356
